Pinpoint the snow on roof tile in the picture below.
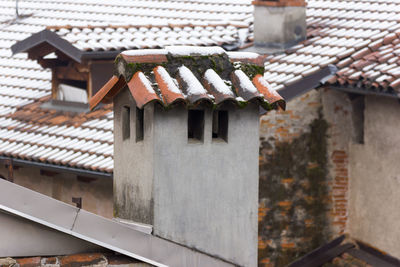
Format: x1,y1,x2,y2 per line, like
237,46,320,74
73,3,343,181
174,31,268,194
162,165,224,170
90,47,285,111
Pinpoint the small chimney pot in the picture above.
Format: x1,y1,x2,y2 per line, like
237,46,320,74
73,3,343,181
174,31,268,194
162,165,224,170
252,0,307,51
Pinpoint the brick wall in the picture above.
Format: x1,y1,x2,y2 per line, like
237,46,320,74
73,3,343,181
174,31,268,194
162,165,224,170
258,88,353,266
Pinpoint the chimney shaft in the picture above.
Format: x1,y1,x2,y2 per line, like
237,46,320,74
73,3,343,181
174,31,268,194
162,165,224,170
252,0,306,50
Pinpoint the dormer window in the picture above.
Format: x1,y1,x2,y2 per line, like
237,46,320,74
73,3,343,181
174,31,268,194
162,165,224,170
57,83,88,104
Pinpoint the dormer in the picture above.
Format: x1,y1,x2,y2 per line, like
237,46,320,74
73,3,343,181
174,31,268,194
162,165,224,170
90,46,285,267
11,24,245,110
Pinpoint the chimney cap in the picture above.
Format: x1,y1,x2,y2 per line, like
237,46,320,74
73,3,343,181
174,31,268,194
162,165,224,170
90,46,285,111
252,0,306,7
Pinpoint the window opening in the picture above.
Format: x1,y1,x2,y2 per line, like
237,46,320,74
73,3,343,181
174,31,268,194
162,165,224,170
212,110,228,142
188,110,204,142
136,107,144,142
122,106,130,140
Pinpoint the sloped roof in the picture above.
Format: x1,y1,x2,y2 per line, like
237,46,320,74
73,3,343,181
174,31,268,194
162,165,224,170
262,0,400,98
0,178,235,267
2,0,398,174
12,23,247,62
0,0,254,174
328,31,400,96
90,46,285,111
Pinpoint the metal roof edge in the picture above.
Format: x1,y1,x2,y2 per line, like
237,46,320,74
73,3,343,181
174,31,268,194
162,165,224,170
278,64,337,102
0,179,235,267
0,156,112,179
11,29,83,63
330,85,399,99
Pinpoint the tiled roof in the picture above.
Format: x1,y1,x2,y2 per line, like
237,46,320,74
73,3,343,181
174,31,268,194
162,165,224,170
261,0,400,96
0,0,253,173
328,31,400,95
50,23,246,52
3,0,400,173
90,47,285,111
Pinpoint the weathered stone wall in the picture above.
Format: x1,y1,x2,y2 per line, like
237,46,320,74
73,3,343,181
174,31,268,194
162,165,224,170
258,88,353,266
0,165,113,218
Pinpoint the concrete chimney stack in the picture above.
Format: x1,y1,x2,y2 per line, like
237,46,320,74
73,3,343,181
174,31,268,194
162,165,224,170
252,0,306,51
91,46,285,267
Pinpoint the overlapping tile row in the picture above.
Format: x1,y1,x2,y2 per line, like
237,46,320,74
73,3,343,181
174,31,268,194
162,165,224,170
258,0,400,94
0,0,252,27
0,99,114,173
0,0,253,173
91,47,285,111
50,23,245,52
327,30,400,94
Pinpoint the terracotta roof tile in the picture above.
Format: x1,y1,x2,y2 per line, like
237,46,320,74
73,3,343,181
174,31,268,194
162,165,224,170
91,47,285,111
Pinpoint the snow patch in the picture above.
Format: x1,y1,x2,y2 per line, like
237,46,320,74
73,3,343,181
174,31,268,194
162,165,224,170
122,49,167,56
178,66,207,95
227,51,260,59
156,66,181,94
204,69,234,96
167,46,225,56
138,72,155,94
234,70,258,94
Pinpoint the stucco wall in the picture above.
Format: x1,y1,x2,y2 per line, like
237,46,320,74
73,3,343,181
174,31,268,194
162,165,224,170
0,166,113,218
349,95,400,259
153,104,260,267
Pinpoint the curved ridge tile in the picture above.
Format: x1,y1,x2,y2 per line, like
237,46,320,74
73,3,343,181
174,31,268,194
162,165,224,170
231,69,262,101
203,69,235,104
176,65,210,104
252,74,286,110
127,71,161,109
153,66,185,106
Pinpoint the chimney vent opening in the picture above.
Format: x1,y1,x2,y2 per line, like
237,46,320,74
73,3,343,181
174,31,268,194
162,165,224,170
136,107,144,142
212,110,228,142
122,106,130,141
188,109,204,142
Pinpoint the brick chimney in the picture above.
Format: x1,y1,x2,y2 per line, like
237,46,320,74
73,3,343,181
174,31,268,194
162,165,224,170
252,0,306,50
91,46,285,267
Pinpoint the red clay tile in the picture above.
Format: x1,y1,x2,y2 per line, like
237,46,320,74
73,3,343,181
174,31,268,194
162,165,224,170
16,257,41,267
60,253,106,267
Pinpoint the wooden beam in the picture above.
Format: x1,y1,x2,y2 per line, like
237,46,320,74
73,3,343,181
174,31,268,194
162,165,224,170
51,69,59,100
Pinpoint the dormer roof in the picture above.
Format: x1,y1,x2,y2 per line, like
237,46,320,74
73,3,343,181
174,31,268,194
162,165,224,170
90,46,285,111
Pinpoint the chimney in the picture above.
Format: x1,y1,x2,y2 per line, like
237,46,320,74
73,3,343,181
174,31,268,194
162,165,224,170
252,0,306,50
91,47,285,267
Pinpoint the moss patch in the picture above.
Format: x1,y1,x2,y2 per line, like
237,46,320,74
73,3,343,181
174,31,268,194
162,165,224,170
115,53,265,83
258,111,331,266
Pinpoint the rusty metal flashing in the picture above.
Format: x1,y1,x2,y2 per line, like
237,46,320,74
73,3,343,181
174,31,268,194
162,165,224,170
0,179,235,267
0,156,112,179
278,64,337,102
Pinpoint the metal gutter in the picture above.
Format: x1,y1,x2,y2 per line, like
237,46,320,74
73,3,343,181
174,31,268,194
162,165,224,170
330,85,399,99
0,179,235,267
278,64,337,102
0,156,112,179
